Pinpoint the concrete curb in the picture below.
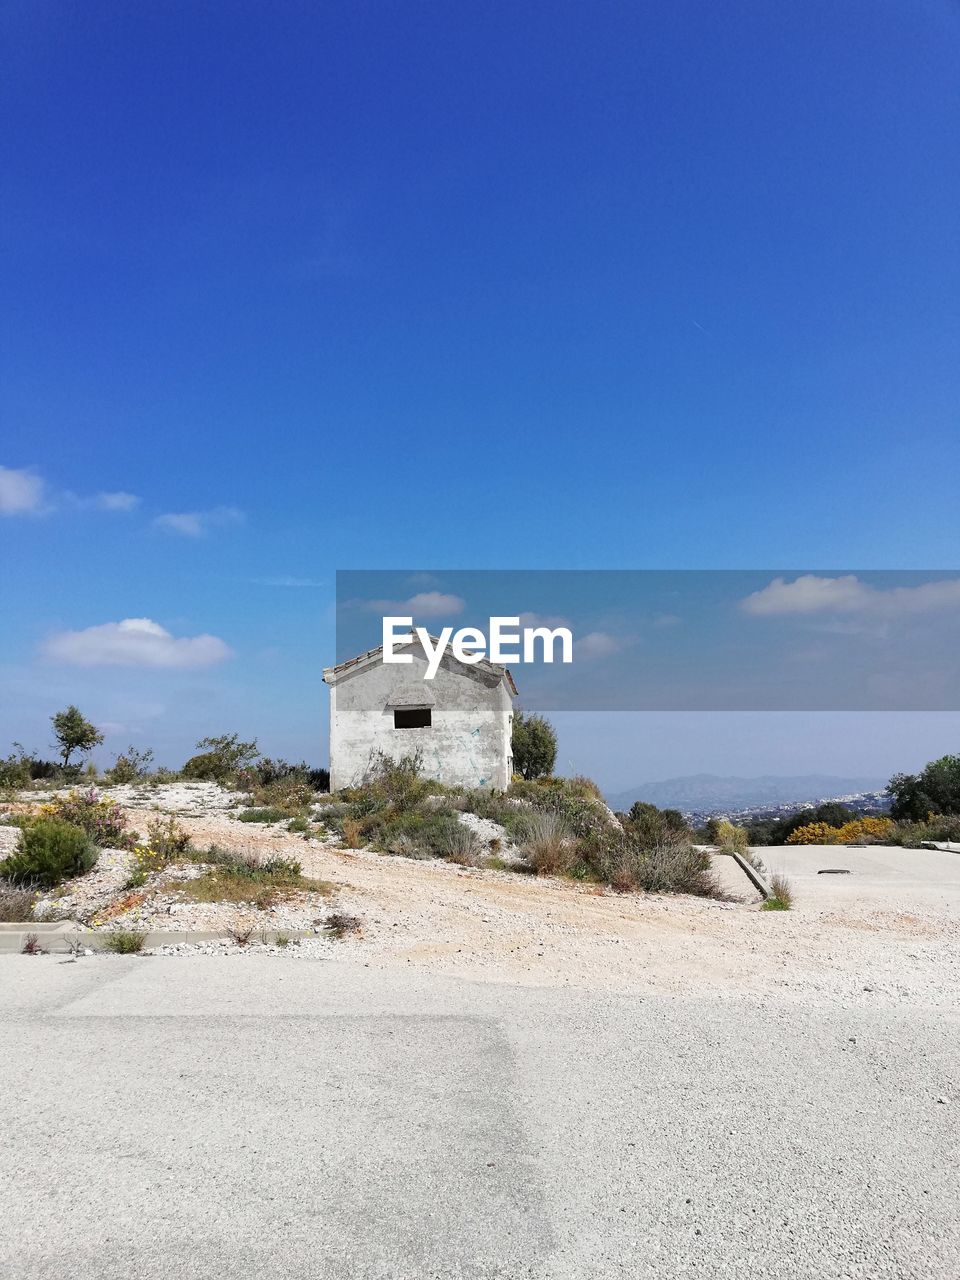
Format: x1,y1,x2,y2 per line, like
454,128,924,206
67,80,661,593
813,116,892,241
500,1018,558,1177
0,924,321,954
728,850,771,900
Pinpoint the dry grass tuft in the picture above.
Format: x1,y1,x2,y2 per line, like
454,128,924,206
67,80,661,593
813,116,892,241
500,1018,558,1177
762,872,794,911
324,911,362,939
0,883,35,922
522,810,575,875
228,918,256,946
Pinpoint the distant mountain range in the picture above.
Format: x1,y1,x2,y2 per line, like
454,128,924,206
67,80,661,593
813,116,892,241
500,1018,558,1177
605,774,888,816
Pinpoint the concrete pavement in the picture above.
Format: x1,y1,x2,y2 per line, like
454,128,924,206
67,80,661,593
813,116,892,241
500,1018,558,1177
1,955,958,1279
756,843,960,914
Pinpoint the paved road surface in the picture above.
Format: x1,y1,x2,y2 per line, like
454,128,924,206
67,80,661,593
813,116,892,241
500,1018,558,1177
2,955,957,1279
758,843,960,913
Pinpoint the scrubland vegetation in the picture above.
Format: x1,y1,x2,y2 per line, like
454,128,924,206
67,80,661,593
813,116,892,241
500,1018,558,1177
3,704,960,937
0,709,330,798
318,753,726,898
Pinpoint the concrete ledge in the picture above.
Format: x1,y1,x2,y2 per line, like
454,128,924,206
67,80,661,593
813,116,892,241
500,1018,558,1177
729,850,771,900
0,926,320,954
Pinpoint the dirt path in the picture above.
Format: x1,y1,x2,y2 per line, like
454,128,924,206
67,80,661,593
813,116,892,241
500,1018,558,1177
167,809,960,1008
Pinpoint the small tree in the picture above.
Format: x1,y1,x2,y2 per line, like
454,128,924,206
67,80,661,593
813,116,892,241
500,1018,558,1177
511,710,557,781
51,705,103,769
107,745,155,784
182,733,259,781
628,801,691,847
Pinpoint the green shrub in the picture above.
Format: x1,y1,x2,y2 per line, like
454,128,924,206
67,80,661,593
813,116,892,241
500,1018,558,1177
0,750,32,788
102,928,147,954
237,807,289,823
253,778,315,812
237,758,329,793
106,746,155,784
372,808,465,858
180,752,223,780
0,746,73,788
508,777,615,842
595,834,720,897
148,767,180,784
287,816,310,833
359,752,435,812
221,855,304,882
627,801,692,848
0,820,97,887
315,801,352,833
886,814,960,847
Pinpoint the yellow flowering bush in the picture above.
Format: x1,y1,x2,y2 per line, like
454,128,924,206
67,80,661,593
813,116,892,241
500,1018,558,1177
786,822,840,845
835,816,894,843
787,816,894,845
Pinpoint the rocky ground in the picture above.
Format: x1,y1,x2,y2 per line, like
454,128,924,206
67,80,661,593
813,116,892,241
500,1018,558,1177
5,782,960,1008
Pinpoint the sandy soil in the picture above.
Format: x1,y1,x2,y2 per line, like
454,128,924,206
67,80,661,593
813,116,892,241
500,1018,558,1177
164,806,960,1008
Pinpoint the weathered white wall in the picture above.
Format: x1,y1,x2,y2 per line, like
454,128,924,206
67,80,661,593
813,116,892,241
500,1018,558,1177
326,647,514,791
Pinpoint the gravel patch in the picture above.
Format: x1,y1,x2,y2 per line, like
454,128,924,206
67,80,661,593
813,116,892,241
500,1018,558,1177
34,848,135,923
13,780,248,816
456,809,524,863
0,826,21,857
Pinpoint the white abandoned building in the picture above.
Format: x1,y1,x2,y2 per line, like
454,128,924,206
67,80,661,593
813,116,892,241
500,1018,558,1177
323,635,517,791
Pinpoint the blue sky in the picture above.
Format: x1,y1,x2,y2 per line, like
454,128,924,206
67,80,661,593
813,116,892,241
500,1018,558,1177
2,2,959,785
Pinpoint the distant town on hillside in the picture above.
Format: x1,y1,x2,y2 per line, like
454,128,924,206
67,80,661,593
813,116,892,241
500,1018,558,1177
605,774,889,825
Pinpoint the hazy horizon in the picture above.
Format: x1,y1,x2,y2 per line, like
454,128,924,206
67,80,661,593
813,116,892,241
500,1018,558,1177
4,704,958,796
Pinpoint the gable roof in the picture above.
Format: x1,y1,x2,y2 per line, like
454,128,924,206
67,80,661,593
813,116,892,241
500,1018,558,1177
323,636,518,696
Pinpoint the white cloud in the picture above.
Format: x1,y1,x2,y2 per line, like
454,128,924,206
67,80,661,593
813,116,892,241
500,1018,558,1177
576,631,625,659
253,575,324,588
365,591,466,618
41,618,233,669
1,465,141,516
518,611,571,630
91,491,141,512
0,466,45,515
741,574,960,618
65,489,142,512
154,506,243,537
